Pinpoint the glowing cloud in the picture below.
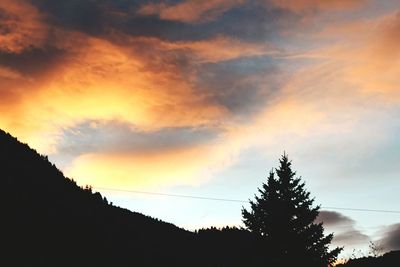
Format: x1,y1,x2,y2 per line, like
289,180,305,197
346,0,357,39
0,0,48,53
268,0,365,12
138,0,245,23
0,34,229,152
157,35,274,63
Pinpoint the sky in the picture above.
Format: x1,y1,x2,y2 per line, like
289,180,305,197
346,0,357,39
1,0,400,258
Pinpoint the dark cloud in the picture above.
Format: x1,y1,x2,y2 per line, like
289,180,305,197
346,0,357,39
379,223,400,251
208,3,298,42
0,46,66,76
0,46,66,105
31,0,186,39
266,0,366,13
317,211,370,246
55,120,220,157
0,0,298,106
0,0,296,97
32,0,113,35
195,56,281,116
333,230,370,245
0,0,356,88
317,210,355,226
29,0,299,43
122,2,299,42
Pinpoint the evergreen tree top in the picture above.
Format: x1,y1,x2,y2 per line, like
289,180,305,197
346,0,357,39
242,153,342,266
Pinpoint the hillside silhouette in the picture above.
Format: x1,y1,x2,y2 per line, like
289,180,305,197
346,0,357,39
338,250,400,266
1,129,263,266
1,129,199,266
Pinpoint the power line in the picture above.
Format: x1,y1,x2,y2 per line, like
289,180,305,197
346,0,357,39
94,187,246,203
93,186,400,214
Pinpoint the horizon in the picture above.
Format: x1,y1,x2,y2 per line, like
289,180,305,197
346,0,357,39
1,0,400,259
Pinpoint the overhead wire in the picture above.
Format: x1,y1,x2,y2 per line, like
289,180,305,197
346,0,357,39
93,186,400,214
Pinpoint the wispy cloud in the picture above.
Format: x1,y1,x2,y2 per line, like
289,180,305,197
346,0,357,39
0,0,48,53
138,0,245,23
379,223,400,251
317,211,369,246
267,0,366,12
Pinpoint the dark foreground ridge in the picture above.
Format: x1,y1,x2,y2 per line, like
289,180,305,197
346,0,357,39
0,129,256,266
338,251,400,267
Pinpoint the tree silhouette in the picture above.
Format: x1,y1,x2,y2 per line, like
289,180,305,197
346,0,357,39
242,153,342,266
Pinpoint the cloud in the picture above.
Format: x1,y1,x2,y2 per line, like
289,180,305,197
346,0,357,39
0,45,66,76
56,84,342,189
267,0,365,13
0,33,234,152
316,211,369,246
65,147,212,189
333,230,370,246
30,0,113,35
138,0,245,23
0,0,48,53
195,57,280,115
0,0,278,156
317,210,355,227
348,12,400,99
61,122,245,190
379,223,400,251
0,64,32,104
156,35,274,63
0,65,25,80
56,121,219,157
299,11,400,102
30,0,301,43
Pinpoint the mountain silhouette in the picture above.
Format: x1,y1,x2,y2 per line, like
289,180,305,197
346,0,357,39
1,129,200,266
1,129,260,266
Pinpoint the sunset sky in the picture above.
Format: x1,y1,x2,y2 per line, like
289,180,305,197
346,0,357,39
1,0,400,257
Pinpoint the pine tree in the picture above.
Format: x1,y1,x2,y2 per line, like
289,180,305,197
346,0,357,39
242,153,342,266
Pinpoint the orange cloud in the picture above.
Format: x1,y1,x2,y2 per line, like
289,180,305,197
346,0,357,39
312,12,400,101
62,100,317,190
0,0,48,53
157,35,274,63
268,0,365,12
0,20,278,154
138,0,245,23
0,27,353,190
0,34,230,152
66,147,214,189
0,65,26,80
62,92,332,190
349,12,400,97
